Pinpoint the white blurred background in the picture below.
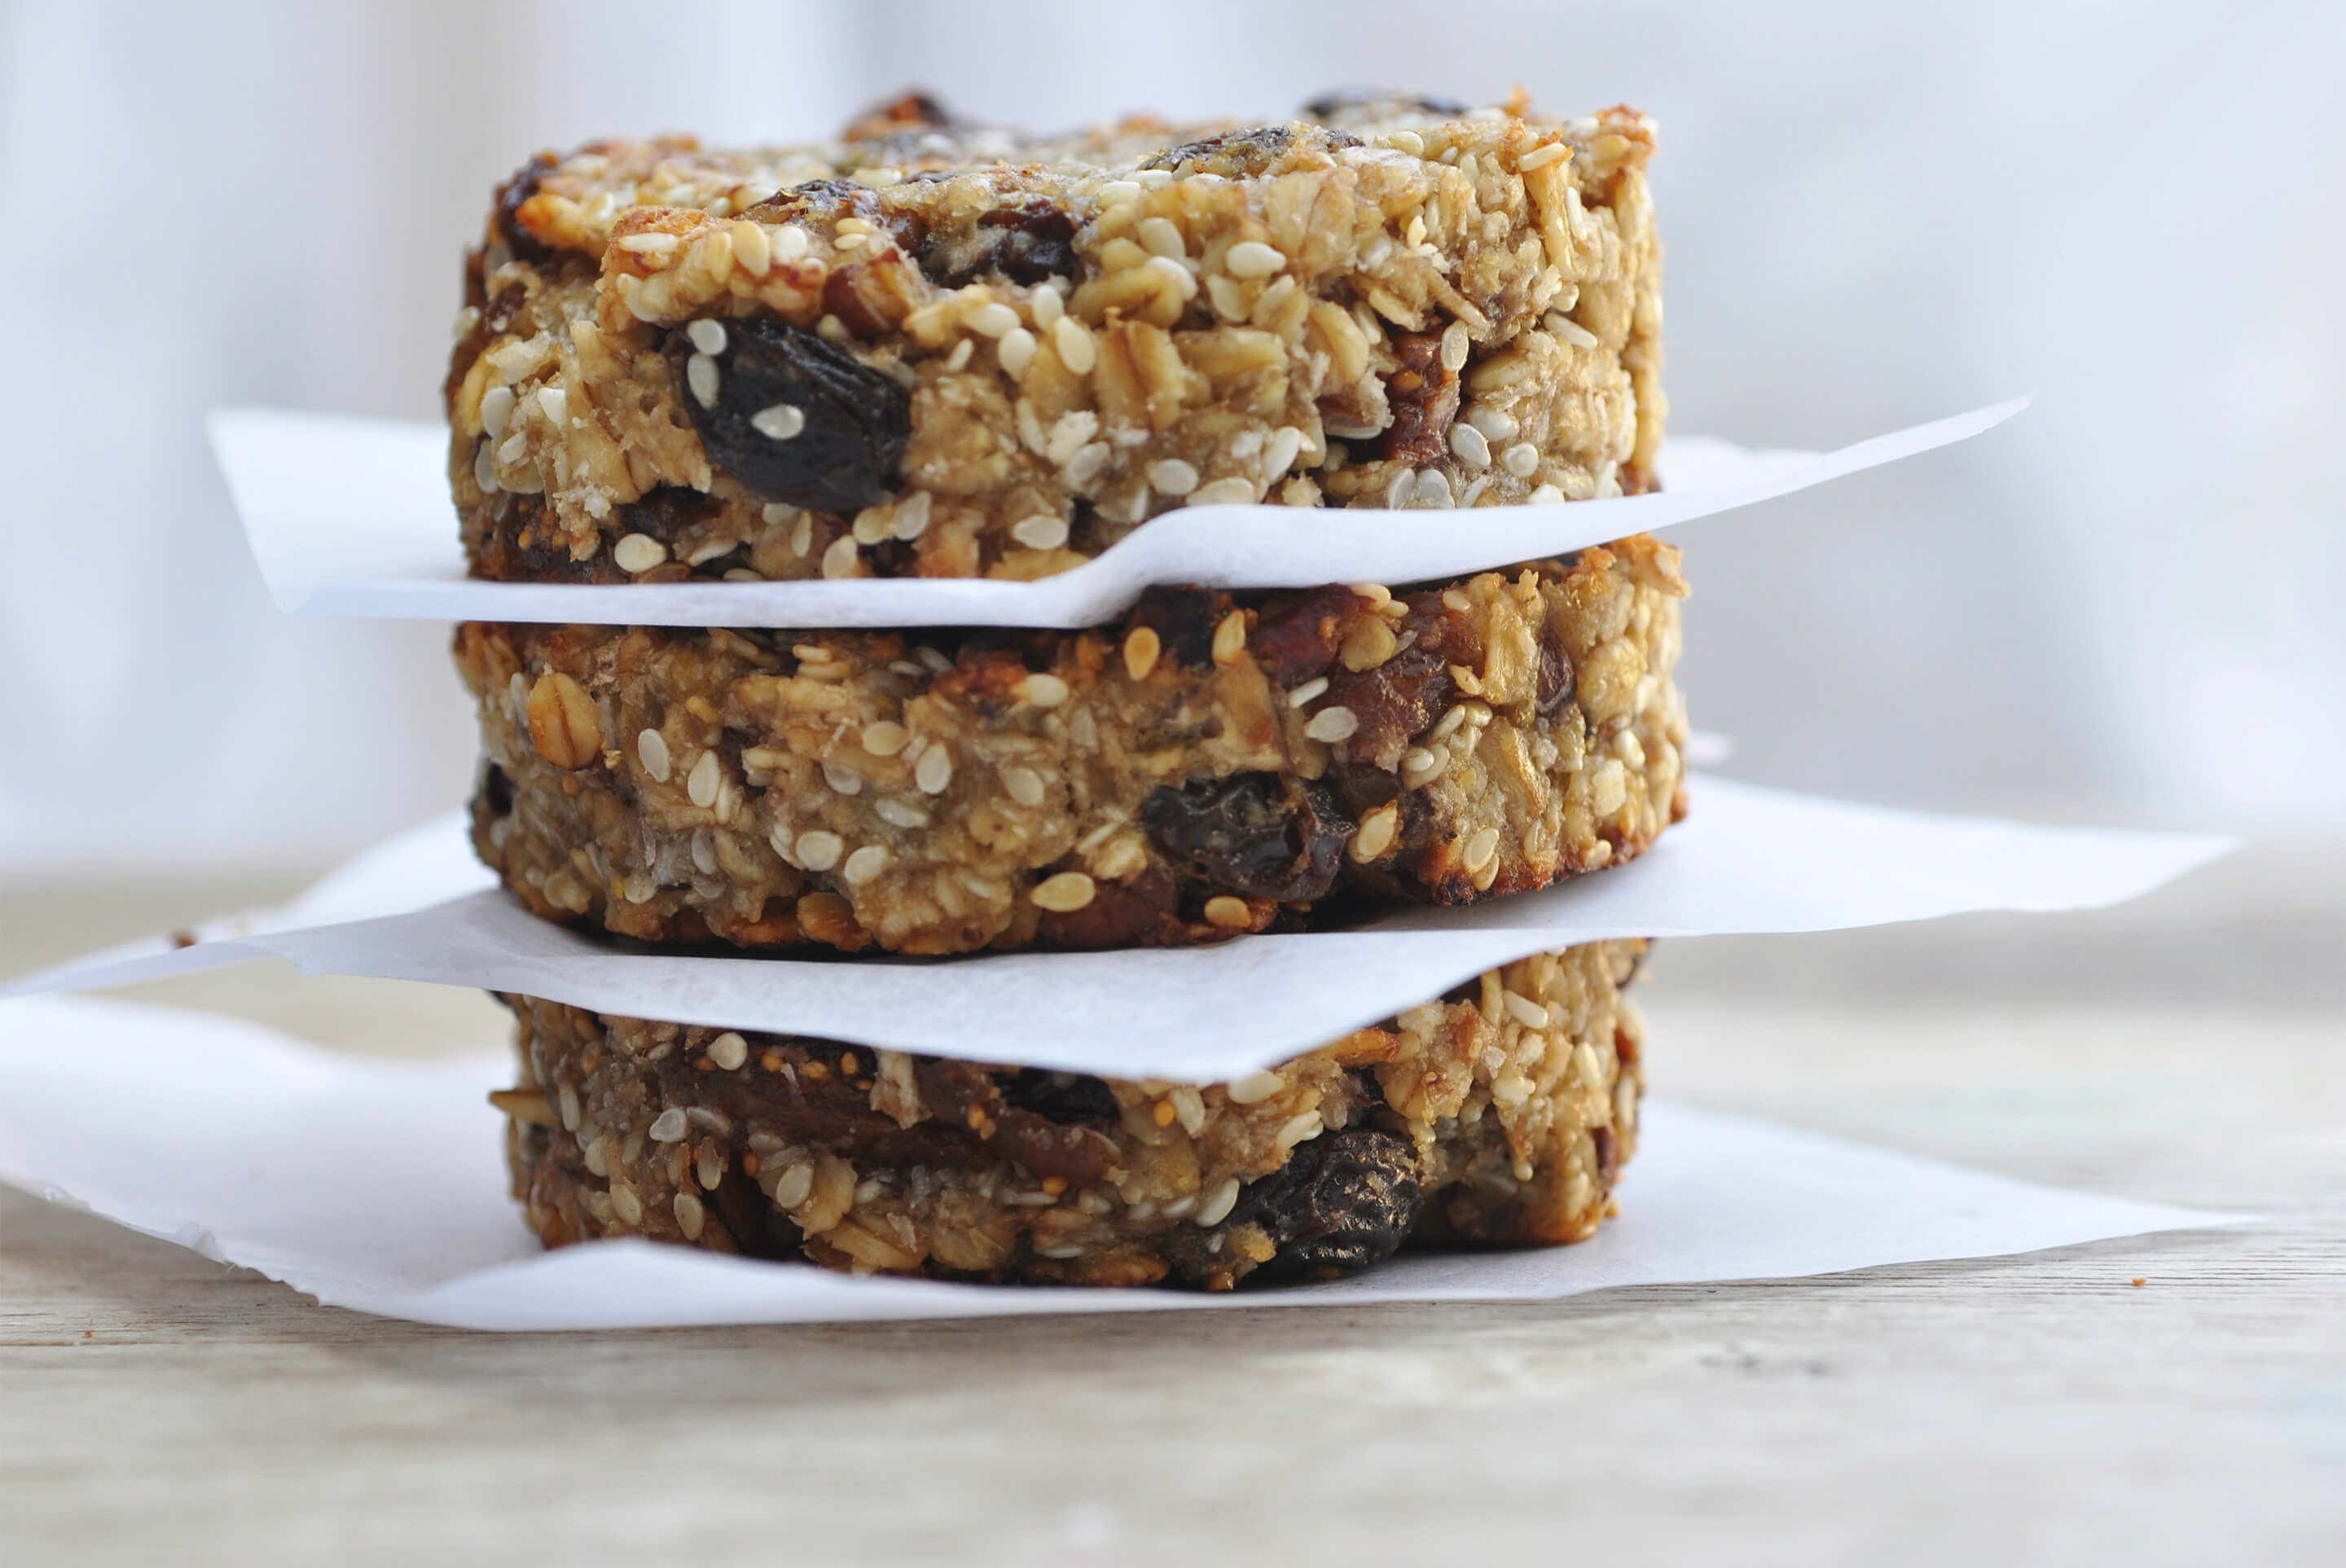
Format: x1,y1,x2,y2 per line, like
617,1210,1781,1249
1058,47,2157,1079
2,0,2340,874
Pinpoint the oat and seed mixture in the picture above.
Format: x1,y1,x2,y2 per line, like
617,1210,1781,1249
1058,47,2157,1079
447,90,1663,586
494,939,1646,1288
459,540,1686,955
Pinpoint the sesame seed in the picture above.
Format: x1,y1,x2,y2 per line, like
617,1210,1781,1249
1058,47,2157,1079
1287,675,1329,709
795,831,843,871
915,744,955,794
997,326,1037,376
772,226,810,262
1010,514,1069,550
1384,468,1414,509
771,1163,814,1210
860,720,908,757
789,514,815,556
672,1192,706,1241
1303,706,1359,743
685,318,728,356
608,1183,644,1226
876,797,929,828
1495,437,1545,481
612,533,667,574
636,728,672,782
480,384,515,439
821,535,860,578
1466,405,1519,441
1195,1177,1241,1227
1203,895,1252,929
1147,458,1199,496
1386,130,1426,156
1503,990,1550,1029
842,845,890,885
1440,321,1472,372
1414,470,1455,507
1031,284,1065,328
752,402,806,441
964,301,1021,337
1224,239,1286,279
1030,871,1098,912
1143,254,1197,300
729,220,771,275
1021,673,1070,708
1138,217,1187,258
1211,611,1247,665
710,1031,749,1070
1096,179,1142,204
944,338,974,372
1402,744,1448,788
1274,1110,1325,1152
1001,766,1046,806
1122,626,1161,681
1450,423,1492,468
1464,826,1501,873
1065,441,1110,485
850,505,893,545
892,491,932,540
821,761,863,796
1530,482,1566,504
1351,802,1399,861
648,1108,688,1143
1052,316,1096,374
687,749,721,808
616,231,678,255
1225,1069,1282,1105
1188,477,1256,505
1434,705,1470,740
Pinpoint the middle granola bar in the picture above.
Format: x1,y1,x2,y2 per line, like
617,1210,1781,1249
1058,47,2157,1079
458,540,1686,954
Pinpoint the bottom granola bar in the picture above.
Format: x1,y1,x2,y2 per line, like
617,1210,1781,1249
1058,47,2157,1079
490,940,1647,1289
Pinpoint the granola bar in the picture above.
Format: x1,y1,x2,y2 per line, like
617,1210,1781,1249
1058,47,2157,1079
458,542,1686,955
447,90,1662,586
490,939,1649,1289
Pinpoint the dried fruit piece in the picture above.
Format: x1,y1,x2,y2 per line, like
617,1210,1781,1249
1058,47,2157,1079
1299,88,1470,122
667,317,911,512
1382,329,1461,466
1169,1127,1424,1286
919,200,1078,288
1141,773,1354,902
1124,586,1222,671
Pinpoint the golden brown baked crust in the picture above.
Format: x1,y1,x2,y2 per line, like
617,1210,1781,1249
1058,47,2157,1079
458,541,1687,955
446,90,1663,587
494,939,1649,1289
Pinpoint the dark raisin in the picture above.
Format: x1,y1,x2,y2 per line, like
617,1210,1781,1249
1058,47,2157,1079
479,762,514,816
1536,626,1575,715
667,317,910,513
1187,1128,1424,1287
1381,329,1461,466
994,1069,1121,1124
490,152,557,264
1125,585,1223,670
1300,88,1470,122
1250,585,1363,687
616,483,722,547
917,200,1079,288
1142,774,1354,902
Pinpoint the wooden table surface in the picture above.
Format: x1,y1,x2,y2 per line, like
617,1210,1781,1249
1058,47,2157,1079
2,841,2340,1566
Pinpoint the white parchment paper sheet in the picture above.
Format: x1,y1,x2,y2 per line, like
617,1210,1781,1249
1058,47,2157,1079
0,995,2241,1331
4,778,2228,1083
209,398,2024,629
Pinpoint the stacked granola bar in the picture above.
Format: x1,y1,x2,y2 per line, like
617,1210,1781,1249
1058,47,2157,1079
453,90,1680,1288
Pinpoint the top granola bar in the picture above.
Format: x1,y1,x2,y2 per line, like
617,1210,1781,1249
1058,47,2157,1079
446,90,1662,587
